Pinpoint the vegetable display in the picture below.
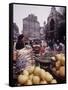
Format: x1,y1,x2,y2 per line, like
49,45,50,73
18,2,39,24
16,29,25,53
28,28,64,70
51,53,65,77
18,66,57,85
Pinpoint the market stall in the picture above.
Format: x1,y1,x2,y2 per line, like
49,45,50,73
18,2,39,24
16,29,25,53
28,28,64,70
13,43,66,86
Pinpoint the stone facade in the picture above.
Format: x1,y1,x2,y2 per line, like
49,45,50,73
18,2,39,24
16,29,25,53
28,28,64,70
23,14,40,40
45,6,65,42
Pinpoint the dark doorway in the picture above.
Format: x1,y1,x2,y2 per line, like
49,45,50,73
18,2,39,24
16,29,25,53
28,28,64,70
50,19,55,30
50,19,55,40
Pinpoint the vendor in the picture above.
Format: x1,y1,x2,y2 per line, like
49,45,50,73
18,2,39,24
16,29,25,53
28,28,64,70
14,34,35,73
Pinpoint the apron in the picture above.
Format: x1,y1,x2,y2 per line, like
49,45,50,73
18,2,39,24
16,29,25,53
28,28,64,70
16,47,34,73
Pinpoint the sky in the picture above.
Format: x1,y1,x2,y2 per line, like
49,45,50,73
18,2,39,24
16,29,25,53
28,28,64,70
13,4,62,34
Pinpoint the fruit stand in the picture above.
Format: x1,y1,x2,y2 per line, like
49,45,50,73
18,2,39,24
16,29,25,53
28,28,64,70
50,53,66,83
13,45,66,86
17,66,57,85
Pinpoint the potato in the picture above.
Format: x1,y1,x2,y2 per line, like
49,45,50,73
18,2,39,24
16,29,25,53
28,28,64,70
29,74,34,81
55,61,61,70
59,66,65,77
27,66,35,74
61,55,65,66
44,72,53,82
32,76,40,84
55,54,62,61
18,75,28,84
41,69,46,72
40,70,53,82
51,57,56,61
40,80,47,84
34,66,41,76
23,70,29,76
40,69,46,80
51,79,57,84
26,79,32,85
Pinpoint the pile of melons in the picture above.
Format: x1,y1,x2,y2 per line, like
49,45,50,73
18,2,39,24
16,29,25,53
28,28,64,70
51,53,65,78
18,66,57,85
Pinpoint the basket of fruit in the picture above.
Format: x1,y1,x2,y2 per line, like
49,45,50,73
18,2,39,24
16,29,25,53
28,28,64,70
17,66,57,86
50,53,66,83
